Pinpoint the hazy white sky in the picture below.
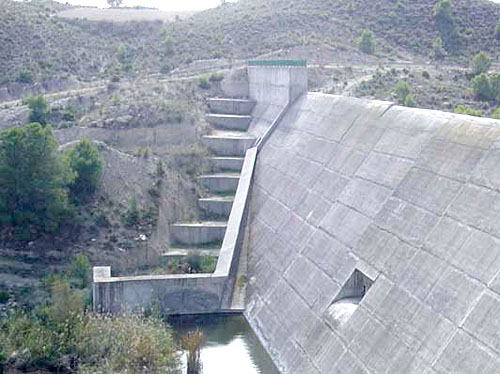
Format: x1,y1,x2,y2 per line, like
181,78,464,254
56,0,236,11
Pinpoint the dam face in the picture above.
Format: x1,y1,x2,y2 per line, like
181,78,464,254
245,91,500,373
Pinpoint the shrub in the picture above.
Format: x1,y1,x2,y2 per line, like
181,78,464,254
496,20,500,41
404,94,417,107
69,254,91,289
160,62,172,74
470,52,491,76
434,0,453,22
454,105,483,117
67,139,103,198
422,71,431,79
0,289,8,304
186,254,202,273
0,281,179,373
201,256,217,273
24,94,50,126
394,81,412,104
0,123,74,237
123,196,141,227
431,36,447,59
17,68,33,83
209,72,224,82
198,75,210,89
472,73,493,101
358,30,376,55
492,108,500,119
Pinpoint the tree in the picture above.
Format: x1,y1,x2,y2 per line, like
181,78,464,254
431,36,447,59
67,139,103,198
24,94,50,126
107,0,122,7
470,52,491,76
434,0,453,22
394,81,412,104
496,20,500,41
358,30,376,55
472,73,492,101
0,123,74,238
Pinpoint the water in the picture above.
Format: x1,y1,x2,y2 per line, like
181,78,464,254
169,314,279,374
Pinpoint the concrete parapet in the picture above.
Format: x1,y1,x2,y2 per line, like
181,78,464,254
208,98,256,115
206,114,252,131
248,60,308,106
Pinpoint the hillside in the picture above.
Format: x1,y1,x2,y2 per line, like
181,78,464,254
0,0,498,92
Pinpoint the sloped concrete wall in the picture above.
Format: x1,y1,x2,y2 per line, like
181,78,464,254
245,93,500,374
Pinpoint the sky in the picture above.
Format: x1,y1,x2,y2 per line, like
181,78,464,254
56,0,237,12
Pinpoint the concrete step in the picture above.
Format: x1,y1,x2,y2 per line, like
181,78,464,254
202,131,256,156
206,114,252,131
170,221,227,246
208,98,256,115
209,157,245,172
199,196,234,217
198,173,240,193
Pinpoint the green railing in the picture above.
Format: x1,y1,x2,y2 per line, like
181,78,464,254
248,60,307,67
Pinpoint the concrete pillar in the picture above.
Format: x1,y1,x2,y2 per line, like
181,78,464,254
247,60,308,105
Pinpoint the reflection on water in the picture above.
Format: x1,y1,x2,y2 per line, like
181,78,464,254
169,314,279,374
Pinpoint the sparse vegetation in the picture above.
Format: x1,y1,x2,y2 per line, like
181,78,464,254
431,36,447,59
394,81,412,105
454,105,483,117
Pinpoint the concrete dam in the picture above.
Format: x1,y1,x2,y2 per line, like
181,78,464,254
94,61,500,373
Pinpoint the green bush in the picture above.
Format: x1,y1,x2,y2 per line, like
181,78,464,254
209,72,224,82
17,68,33,83
24,94,50,126
0,280,179,373
69,254,91,289
470,52,491,76
358,30,376,55
201,256,217,273
422,71,431,79
0,123,74,237
404,94,417,107
123,196,141,227
431,36,447,59
472,73,499,102
0,289,8,304
198,75,210,89
394,81,412,104
454,105,483,117
434,0,452,22
492,108,500,119
67,139,102,198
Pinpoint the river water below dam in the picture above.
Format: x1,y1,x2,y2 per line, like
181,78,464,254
169,314,279,374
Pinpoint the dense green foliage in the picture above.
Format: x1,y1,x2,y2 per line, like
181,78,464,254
492,108,500,119
433,0,460,53
67,139,103,198
394,81,412,104
470,52,491,75
0,124,74,239
358,30,376,55
472,73,500,102
198,75,211,89
24,94,50,126
404,94,417,107
454,105,483,117
0,278,179,373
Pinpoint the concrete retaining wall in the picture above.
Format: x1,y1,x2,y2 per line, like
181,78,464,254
245,93,500,374
93,147,258,315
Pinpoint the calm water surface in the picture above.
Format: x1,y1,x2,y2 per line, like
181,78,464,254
169,314,279,374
